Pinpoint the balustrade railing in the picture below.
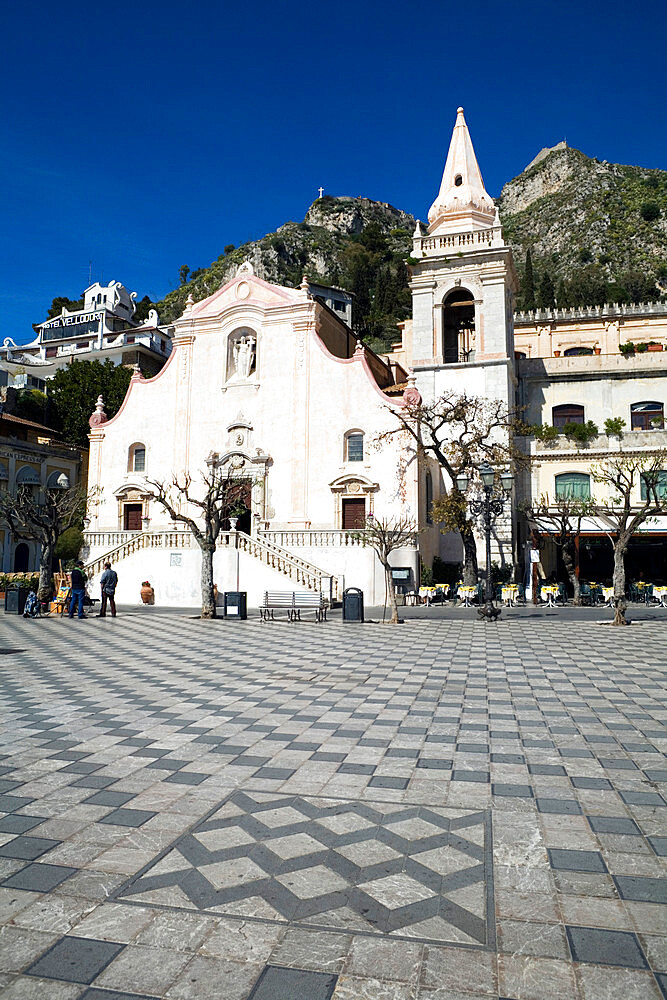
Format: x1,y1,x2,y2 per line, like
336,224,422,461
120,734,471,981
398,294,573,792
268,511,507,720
83,528,340,598
414,227,501,255
260,529,365,548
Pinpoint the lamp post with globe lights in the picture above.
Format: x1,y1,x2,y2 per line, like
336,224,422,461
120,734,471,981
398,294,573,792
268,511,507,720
454,462,514,621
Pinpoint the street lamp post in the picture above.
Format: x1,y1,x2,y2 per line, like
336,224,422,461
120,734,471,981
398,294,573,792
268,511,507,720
454,462,514,622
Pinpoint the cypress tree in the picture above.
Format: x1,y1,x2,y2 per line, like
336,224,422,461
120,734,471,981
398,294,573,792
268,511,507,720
537,270,555,309
556,279,569,309
522,249,536,311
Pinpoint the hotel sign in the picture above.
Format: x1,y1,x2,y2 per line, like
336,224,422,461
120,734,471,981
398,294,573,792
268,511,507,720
42,311,104,331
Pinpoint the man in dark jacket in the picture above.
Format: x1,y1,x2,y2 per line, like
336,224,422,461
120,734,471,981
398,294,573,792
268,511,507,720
68,560,86,619
98,562,118,618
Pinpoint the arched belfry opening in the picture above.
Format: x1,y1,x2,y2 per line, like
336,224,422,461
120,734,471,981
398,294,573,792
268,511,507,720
443,289,475,363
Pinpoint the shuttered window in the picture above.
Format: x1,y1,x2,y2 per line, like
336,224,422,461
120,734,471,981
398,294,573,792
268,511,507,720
555,473,591,500
641,471,667,501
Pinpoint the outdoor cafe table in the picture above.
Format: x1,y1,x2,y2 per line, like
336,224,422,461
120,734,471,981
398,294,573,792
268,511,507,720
540,585,559,608
501,584,519,606
602,586,614,606
457,585,477,607
654,586,667,607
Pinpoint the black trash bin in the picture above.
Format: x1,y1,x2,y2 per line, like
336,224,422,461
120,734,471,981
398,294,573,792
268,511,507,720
224,591,247,620
342,587,364,623
5,588,29,615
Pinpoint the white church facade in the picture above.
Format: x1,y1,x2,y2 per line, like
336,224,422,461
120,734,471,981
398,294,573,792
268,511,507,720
82,108,520,607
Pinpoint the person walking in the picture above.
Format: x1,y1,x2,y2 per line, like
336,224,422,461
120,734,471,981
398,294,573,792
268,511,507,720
68,560,87,620
98,562,118,618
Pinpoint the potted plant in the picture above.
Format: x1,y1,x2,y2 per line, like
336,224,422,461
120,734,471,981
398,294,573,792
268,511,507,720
636,342,648,353
593,345,601,355
647,341,663,352
140,580,154,604
619,342,635,356
553,350,561,357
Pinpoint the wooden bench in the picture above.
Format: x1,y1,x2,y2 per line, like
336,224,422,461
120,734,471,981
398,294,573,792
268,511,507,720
260,591,328,623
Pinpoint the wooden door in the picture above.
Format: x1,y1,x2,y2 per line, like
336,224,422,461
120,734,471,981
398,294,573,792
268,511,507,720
124,504,143,531
342,497,366,529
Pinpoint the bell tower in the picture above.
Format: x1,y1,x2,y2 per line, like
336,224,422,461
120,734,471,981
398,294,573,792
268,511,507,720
410,108,517,406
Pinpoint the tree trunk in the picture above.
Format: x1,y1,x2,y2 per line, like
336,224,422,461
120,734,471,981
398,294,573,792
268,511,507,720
462,528,478,586
562,543,580,605
199,541,216,619
385,563,399,624
612,538,628,626
38,541,54,602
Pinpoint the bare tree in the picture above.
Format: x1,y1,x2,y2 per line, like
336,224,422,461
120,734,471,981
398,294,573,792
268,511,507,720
0,483,88,601
384,393,519,584
522,494,596,605
145,464,250,619
590,453,667,626
354,514,418,624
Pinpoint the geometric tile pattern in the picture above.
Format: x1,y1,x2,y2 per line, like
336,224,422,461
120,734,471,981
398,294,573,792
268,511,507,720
2,608,667,998
115,789,494,948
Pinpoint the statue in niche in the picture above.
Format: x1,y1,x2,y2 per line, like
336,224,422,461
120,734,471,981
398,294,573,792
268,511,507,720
232,335,256,379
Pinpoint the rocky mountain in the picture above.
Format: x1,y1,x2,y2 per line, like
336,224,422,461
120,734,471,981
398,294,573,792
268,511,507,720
497,144,667,303
157,196,415,352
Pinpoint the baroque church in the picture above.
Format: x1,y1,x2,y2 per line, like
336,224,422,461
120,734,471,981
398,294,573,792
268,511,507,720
82,109,521,606
84,108,518,605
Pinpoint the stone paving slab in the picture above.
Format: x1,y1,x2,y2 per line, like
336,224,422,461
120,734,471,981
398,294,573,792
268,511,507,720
0,612,665,999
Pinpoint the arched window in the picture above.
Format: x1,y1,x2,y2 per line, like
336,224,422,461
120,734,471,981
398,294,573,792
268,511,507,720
555,473,591,500
46,471,70,489
16,466,41,491
128,443,146,473
631,401,664,430
564,347,593,357
443,289,475,364
425,470,433,524
553,404,584,427
641,471,667,501
345,432,364,462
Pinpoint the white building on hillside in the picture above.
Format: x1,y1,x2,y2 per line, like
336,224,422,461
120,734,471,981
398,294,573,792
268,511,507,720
1,281,173,382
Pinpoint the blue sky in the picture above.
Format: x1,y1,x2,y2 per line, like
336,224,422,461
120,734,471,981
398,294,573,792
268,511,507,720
2,0,666,340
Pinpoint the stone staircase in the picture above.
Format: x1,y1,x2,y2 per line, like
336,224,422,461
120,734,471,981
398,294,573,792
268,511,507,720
83,530,340,599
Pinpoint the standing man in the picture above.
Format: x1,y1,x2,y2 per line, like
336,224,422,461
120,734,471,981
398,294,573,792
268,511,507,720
68,560,87,620
98,562,118,618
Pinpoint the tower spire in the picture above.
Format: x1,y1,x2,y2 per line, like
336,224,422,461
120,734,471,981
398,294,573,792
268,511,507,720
427,107,496,235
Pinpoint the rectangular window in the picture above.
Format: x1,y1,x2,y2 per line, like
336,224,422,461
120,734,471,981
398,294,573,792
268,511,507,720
631,403,664,430
347,434,363,462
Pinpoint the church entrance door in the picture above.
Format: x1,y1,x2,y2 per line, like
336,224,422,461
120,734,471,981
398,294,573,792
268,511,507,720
224,478,252,534
124,504,143,531
342,497,366,529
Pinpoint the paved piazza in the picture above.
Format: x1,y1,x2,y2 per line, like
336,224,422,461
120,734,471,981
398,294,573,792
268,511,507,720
0,612,665,1000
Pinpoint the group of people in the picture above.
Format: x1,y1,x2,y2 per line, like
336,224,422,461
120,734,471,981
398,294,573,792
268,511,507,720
67,561,118,620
